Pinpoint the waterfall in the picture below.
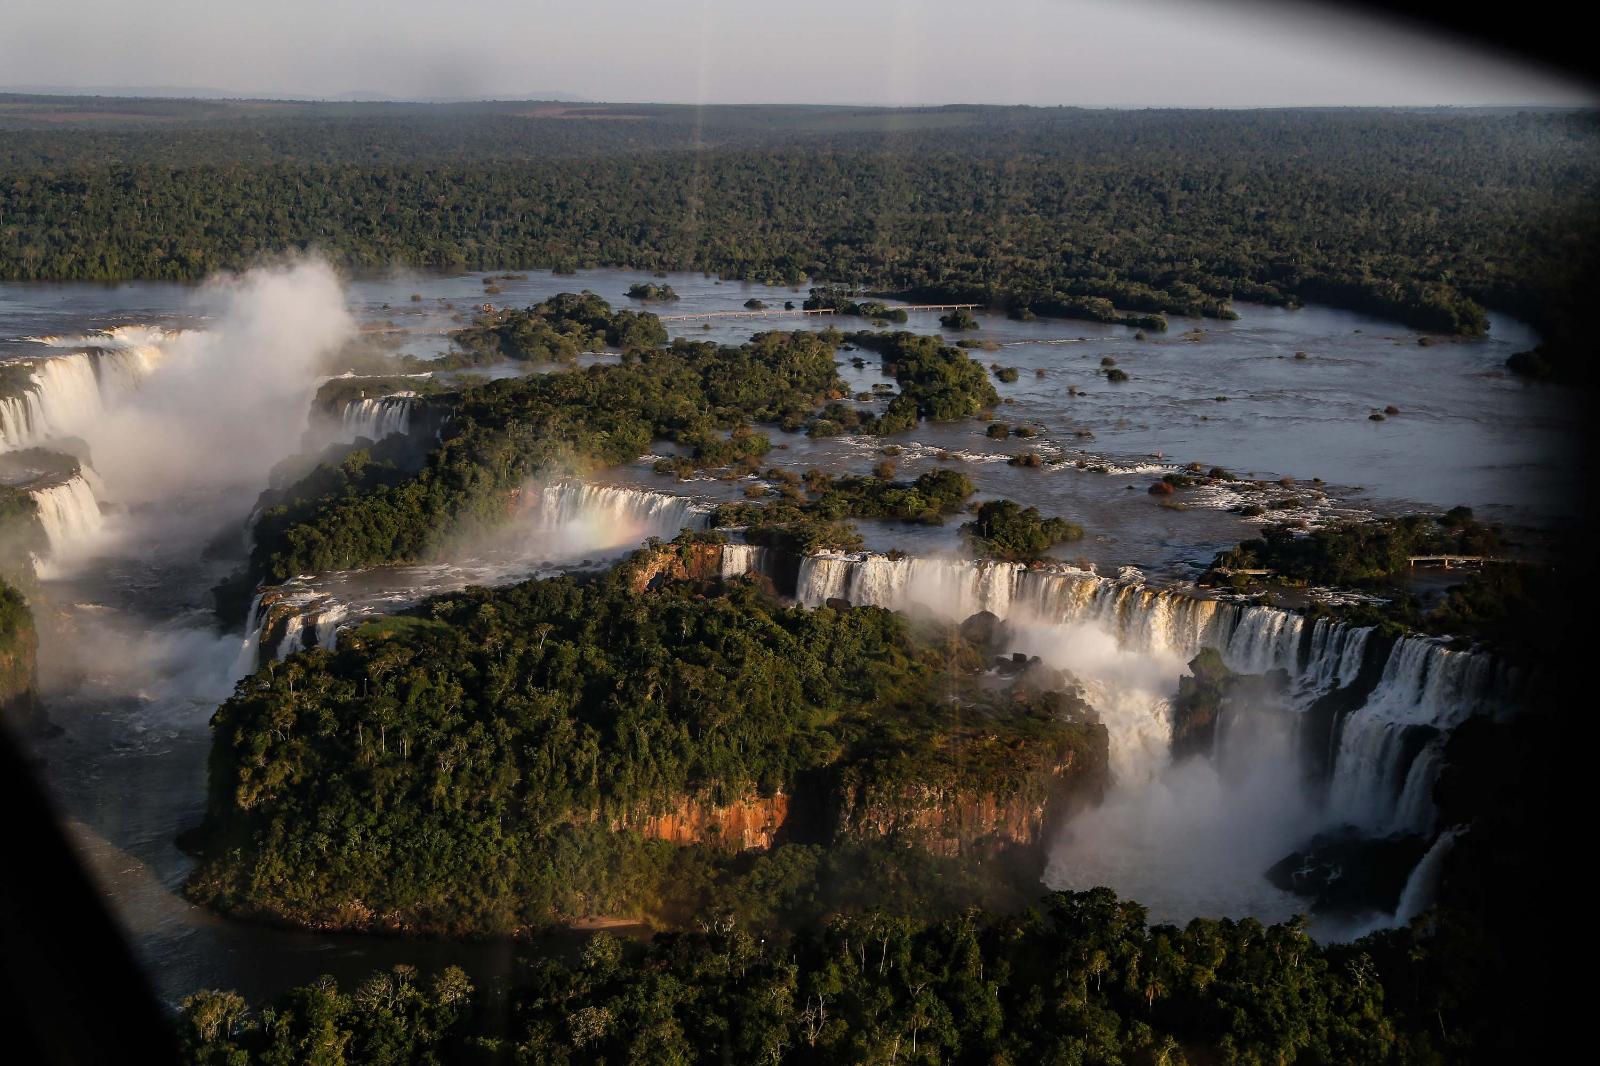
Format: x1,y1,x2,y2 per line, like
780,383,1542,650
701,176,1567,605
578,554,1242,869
340,393,416,442
27,475,106,556
720,543,773,582
787,550,1514,836
525,481,711,555
238,482,717,674
1391,742,1442,836
1393,827,1464,925
1323,639,1502,833
268,601,349,662
233,592,268,678
1,342,165,452
312,604,349,653
238,585,350,671
793,552,1307,670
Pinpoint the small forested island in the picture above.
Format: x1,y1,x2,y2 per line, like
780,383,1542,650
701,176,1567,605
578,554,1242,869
625,282,680,302
453,292,668,364
940,307,980,331
962,499,1084,561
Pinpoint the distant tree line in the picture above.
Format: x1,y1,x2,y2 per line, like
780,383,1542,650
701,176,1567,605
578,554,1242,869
4,107,1596,376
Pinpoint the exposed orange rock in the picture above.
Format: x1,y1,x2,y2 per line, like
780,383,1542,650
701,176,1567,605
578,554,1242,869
839,785,1052,857
632,791,789,852
626,541,725,593
833,746,1099,858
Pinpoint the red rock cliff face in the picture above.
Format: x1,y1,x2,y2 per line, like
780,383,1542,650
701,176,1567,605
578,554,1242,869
832,744,1102,858
837,784,1053,857
627,791,789,852
626,542,726,593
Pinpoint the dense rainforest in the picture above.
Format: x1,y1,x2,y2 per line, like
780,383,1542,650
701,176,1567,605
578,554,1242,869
3,101,1597,377
179,701,1567,1065
178,892,1398,1065
0,576,36,722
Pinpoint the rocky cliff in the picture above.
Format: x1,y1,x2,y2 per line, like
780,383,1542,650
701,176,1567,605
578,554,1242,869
827,714,1108,859
625,538,727,593
628,791,790,851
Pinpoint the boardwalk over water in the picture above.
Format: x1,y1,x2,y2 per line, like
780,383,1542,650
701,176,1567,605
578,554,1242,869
657,303,979,322
1214,557,1512,579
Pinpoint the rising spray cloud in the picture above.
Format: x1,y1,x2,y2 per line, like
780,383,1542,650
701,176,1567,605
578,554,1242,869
82,256,356,507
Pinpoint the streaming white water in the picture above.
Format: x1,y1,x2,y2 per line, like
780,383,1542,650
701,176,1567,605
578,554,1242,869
1,339,166,451
519,480,711,558
340,393,416,442
1323,640,1505,832
27,474,107,570
233,591,268,677
1393,826,1463,925
24,324,172,351
1392,742,1442,837
720,543,773,582
241,481,714,667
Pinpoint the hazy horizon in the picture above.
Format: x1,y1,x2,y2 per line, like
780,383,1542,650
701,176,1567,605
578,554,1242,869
3,0,1593,109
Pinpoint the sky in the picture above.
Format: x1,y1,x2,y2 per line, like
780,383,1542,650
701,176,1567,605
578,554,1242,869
2,0,1592,108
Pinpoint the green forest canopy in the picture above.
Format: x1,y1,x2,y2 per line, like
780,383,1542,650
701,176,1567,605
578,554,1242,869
4,103,1597,374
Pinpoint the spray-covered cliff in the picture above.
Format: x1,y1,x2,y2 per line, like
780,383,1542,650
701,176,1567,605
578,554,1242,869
0,579,37,723
0,448,107,580
233,481,716,669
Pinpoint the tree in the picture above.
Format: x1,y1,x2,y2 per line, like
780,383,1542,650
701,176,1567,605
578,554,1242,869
962,499,1083,561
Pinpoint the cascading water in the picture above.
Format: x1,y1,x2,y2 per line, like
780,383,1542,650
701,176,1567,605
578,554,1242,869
27,474,107,567
1322,639,1506,833
340,393,416,442
241,482,715,669
234,592,268,677
237,585,349,672
1392,826,1464,925
1,335,166,452
778,550,1514,928
720,543,773,582
522,480,711,556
